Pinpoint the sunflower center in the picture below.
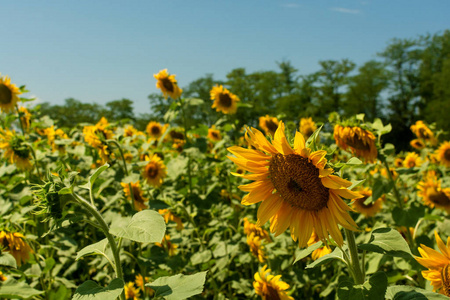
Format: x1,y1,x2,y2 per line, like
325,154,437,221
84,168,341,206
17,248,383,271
211,131,220,139
0,84,12,105
265,284,281,300
418,128,430,139
161,78,174,92
429,189,450,206
265,120,278,134
441,264,450,296
444,149,450,161
151,126,161,136
303,127,314,137
357,196,374,208
269,154,329,211
146,163,159,178
218,93,232,108
346,134,370,151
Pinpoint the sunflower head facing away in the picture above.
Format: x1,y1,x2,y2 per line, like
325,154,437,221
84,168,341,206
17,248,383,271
417,171,450,213
334,124,378,163
415,231,450,296
228,121,361,247
253,265,294,300
0,74,21,113
154,69,182,100
210,85,240,115
142,154,167,187
436,141,450,168
300,117,317,138
259,115,279,137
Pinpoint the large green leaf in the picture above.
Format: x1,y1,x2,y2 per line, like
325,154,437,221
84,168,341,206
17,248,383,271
293,241,322,264
72,279,124,300
76,238,112,262
0,278,44,299
166,156,189,180
337,272,388,300
0,252,17,268
109,210,166,243
79,164,110,191
385,285,448,300
146,272,207,300
306,247,345,269
358,228,413,259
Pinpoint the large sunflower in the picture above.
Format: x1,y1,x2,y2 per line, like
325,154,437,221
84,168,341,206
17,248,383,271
142,154,167,187
299,117,317,139
0,128,32,170
154,69,182,100
417,171,450,213
0,74,21,113
253,265,294,300
228,121,361,247
415,231,450,296
210,85,240,115
334,124,377,163
436,141,450,168
259,115,279,137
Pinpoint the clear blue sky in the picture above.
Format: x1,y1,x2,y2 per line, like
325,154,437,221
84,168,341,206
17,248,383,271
1,0,449,114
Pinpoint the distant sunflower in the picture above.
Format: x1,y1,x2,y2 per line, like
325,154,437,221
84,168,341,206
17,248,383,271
410,139,425,150
18,106,31,131
124,282,141,300
333,124,377,163
121,182,148,211
403,152,422,168
135,274,154,296
158,209,184,231
83,117,114,149
411,120,436,144
210,85,240,115
299,117,317,138
154,69,182,100
417,171,450,213
307,230,332,261
207,125,222,142
253,265,294,300
0,128,32,170
247,232,267,263
146,122,167,139
415,231,450,296
0,74,21,113
436,141,450,168
142,154,167,187
351,187,383,217
155,234,178,256
394,157,404,168
0,231,33,266
259,115,279,136
228,121,361,247
243,218,272,242
0,271,6,282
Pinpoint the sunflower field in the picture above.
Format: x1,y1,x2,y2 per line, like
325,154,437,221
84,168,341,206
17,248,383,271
1,46,450,300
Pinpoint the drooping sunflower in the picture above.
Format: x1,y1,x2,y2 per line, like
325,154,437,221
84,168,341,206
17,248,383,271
0,231,33,266
333,124,377,163
243,218,272,243
0,128,32,170
411,120,436,145
228,121,361,247
403,152,422,168
121,182,148,211
253,265,294,300
142,154,167,187
410,139,425,150
351,187,384,217
154,69,182,100
299,117,317,139
155,234,178,256
210,85,240,115
417,171,450,213
207,125,222,142
436,141,450,168
158,209,184,231
247,232,267,263
415,231,450,296
124,282,141,300
146,121,168,140
0,74,21,113
259,115,279,137
307,230,332,261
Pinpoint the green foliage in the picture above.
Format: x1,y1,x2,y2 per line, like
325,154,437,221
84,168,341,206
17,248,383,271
337,272,388,300
72,279,124,300
146,271,207,299
358,228,413,259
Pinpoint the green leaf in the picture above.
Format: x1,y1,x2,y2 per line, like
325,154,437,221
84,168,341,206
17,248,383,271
72,279,124,300
385,285,448,299
146,271,207,300
110,210,166,243
166,156,189,180
293,241,322,264
359,228,413,259
43,257,56,274
0,252,17,268
184,98,204,107
337,272,388,300
306,247,345,269
372,178,393,202
392,204,425,228
80,164,110,190
190,250,212,265
76,238,111,261
0,278,44,299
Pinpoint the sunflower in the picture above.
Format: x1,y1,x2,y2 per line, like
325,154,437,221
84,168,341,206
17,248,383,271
415,231,450,296
417,171,450,213
0,74,21,113
0,231,33,266
436,141,450,168
0,128,32,170
351,187,384,217
403,152,422,168
154,69,182,100
121,182,148,211
155,235,178,256
410,139,425,150
83,117,114,149
411,120,436,145
307,230,332,261
142,154,167,187
210,85,240,115
247,232,267,263
44,126,69,153
243,218,272,242
333,124,377,163
158,209,184,231
207,125,222,142
253,265,294,300
18,106,31,131
146,121,168,139
259,115,279,137
299,117,317,138
124,282,141,300
394,157,404,168
135,274,154,296
228,121,361,247
0,271,6,282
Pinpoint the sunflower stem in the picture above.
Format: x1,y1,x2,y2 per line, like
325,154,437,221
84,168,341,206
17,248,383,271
345,229,364,285
15,104,26,136
381,158,403,209
106,139,128,176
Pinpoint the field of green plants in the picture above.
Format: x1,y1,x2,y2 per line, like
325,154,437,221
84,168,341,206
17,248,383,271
1,32,450,299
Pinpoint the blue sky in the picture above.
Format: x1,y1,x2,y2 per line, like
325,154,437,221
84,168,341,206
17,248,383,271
1,0,449,114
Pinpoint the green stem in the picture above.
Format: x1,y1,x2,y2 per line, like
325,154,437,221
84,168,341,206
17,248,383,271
15,105,26,136
345,229,364,284
178,99,193,196
106,139,128,176
27,144,42,180
381,159,403,209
